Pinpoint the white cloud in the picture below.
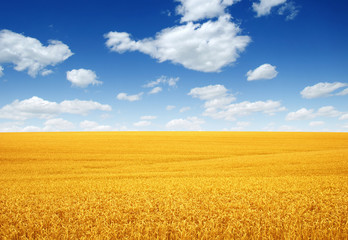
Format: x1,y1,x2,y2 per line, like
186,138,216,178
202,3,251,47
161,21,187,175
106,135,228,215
166,105,176,110
204,100,285,121
66,69,102,88
141,115,157,120
300,82,348,99
117,92,143,101
286,108,315,121
180,106,191,113
166,116,204,130
278,2,299,20
189,84,284,121
309,121,325,127
0,29,73,77
148,87,162,94
286,106,342,121
105,14,250,72
41,69,53,76
80,120,113,131
22,126,42,132
339,114,348,121
188,84,232,100
133,120,152,127
316,106,341,117
144,76,179,88
337,88,348,96
175,0,239,22
278,125,300,132
252,0,286,17
0,96,112,120
246,63,278,81
0,65,3,77
43,118,74,131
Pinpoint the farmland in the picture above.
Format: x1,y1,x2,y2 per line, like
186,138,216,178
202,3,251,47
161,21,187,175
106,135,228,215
0,132,347,239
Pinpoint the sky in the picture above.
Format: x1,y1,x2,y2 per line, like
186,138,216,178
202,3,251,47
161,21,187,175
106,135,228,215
0,0,348,132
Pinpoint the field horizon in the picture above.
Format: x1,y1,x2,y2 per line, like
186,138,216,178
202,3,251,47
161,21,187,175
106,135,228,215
1,131,347,239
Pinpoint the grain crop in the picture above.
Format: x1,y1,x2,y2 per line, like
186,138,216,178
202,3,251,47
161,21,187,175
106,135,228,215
0,132,347,239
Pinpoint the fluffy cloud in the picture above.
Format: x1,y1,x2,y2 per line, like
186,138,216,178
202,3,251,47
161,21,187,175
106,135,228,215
0,29,73,77
286,108,315,121
180,107,191,113
278,2,299,20
41,69,53,76
105,15,250,72
133,120,152,127
337,88,348,96
286,106,342,121
189,84,284,121
189,84,236,110
0,96,111,120
246,63,278,81
309,121,325,127
144,76,179,88
339,114,348,121
148,87,162,94
166,116,204,130
141,115,157,120
252,0,286,17
188,84,231,100
166,105,176,110
0,65,3,77
175,0,239,22
66,69,102,88
43,118,74,131
204,100,285,120
300,82,348,99
116,92,143,101
80,120,113,131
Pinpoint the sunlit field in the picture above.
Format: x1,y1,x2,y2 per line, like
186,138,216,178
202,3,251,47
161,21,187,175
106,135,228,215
0,132,347,239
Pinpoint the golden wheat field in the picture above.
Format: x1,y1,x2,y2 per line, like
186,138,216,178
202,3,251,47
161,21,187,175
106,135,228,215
0,132,347,239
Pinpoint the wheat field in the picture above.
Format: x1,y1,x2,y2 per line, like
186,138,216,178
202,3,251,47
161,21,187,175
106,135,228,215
0,132,347,239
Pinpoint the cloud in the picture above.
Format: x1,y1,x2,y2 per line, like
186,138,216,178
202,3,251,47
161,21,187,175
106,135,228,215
133,120,152,127
66,69,102,88
286,108,315,121
246,63,278,81
204,100,285,120
41,69,53,76
166,105,176,110
140,115,157,120
105,15,250,72
43,118,74,131
309,121,325,127
175,0,239,22
0,65,3,77
188,84,234,100
180,106,191,113
80,120,113,131
0,29,73,77
189,84,284,120
148,87,162,94
166,116,204,130
339,114,348,121
286,106,342,121
336,88,348,96
300,82,348,99
278,1,300,20
0,96,112,120
144,76,179,88
252,0,286,17
117,92,143,101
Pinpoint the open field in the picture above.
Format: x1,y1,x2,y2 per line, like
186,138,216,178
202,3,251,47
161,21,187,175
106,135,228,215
0,132,347,239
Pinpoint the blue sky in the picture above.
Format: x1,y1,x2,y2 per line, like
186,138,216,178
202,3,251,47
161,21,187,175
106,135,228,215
0,0,347,131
